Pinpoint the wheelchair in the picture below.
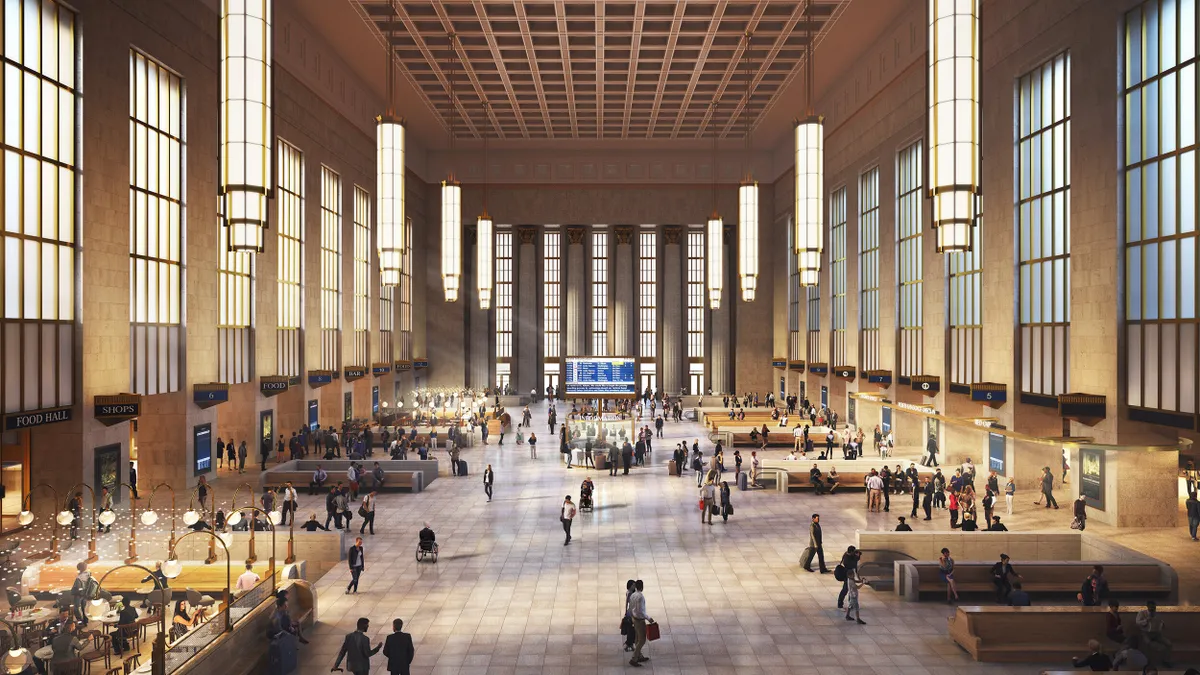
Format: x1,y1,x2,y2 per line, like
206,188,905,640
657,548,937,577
415,540,439,562
579,487,594,512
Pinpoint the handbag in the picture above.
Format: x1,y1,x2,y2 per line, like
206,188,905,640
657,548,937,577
358,506,369,518
1070,517,1083,530
619,616,632,636
645,621,661,641
698,499,705,511
709,504,719,515
726,504,734,516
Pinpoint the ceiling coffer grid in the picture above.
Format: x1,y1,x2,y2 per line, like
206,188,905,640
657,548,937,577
356,1,842,140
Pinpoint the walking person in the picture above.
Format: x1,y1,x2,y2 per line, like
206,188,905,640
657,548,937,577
260,435,271,471
358,491,376,535
1040,466,1059,509
483,465,494,502
1004,476,1015,515
844,570,866,624
528,432,537,459
719,481,733,522
1186,490,1199,541
627,580,653,667
801,513,830,573
331,617,381,675
939,547,960,603
700,478,716,525
1072,493,1088,531
382,619,415,675
608,443,618,476
346,536,365,594
836,546,861,609
561,495,577,546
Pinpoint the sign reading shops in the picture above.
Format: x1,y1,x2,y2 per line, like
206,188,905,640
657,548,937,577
4,406,73,431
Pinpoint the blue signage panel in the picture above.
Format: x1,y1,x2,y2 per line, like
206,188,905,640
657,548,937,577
307,400,319,431
564,357,637,396
972,388,1007,404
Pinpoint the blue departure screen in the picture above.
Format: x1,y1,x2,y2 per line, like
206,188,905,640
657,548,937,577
565,358,637,395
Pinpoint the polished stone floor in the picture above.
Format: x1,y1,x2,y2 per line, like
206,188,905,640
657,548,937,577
291,400,1157,675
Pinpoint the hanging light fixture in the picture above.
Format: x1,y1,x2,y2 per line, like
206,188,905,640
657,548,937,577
476,100,494,310
377,0,405,287
442,33,462,302
220,0,273,253
738,32,758,303
927,0,981,252
794,0,823,287
706,100,723,311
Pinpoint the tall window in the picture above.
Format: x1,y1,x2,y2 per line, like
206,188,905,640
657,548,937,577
948,220,982,387
1018,52,1070,398
1125,2,1197,422
1,0,78,415
276,140,304,377
399,219,412,360
639,230,657,359
352,186,370,367
129,50,183,395
859,168,880,371
543,229,561,360
591,230,608,355
897,141,923,378
320,166,341,371
788,218,802,361
218,212,253,383
830,188,847,366
496,228,513,360
806,286,821,363
686,229,705,359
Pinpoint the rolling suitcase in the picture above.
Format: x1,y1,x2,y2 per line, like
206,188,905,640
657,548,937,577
738,471,749,491
458,459,468,476
668,460,678,476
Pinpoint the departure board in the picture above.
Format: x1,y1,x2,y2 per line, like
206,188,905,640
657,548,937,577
564,357,637,396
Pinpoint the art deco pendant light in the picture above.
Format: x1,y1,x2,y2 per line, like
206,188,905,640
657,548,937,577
476,101,494,310
441,33,462,302
738,32,758,302
794,0,823,287
706,101,724,311
377,0,405,287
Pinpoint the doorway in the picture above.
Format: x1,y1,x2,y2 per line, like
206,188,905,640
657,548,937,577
259,410,274,458
93,444,121,505
688,363,704,396
820,385,828,409
881,406,892,435
544,364,560,398
1,431,29,534
343,392,353,421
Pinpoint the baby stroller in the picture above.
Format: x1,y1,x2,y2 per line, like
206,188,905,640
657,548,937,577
579,482,594,512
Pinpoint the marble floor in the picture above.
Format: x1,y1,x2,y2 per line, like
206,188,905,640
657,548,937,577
281,399,1195,675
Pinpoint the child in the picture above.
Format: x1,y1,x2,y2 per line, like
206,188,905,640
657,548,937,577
844,572,866,624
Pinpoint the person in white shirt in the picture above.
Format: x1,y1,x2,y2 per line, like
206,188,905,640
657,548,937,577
793,424,805,453
866,471,885,512
785,451,798,461
627,580,653,667
235,563,260,593
750,451,762,487
700,479,717,524
561,496,577,546
280,482,298,526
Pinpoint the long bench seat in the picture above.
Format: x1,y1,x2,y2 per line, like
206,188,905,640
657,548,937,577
730,432,799,447
897,560,1176,603
263,469,422,493
260,459,439,491
948,605,1200,663
786,470,870,491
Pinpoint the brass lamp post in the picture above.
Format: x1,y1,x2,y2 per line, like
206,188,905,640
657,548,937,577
162,530,232,629
61,483,99,564
114,482,140,564
17,482,62,563
183,484,220,564
142,483,178,549
226,505,277,589
95,564,168,675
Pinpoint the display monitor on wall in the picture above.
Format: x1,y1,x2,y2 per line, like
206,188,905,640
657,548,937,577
564,357,637,397
193,423,212,476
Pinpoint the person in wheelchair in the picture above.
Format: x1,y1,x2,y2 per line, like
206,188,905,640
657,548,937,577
579,477,595,510
419,523,436,551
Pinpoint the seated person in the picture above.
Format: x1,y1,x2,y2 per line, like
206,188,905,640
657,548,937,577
960,512,980,531
50,621,84,665
988,516,1008,531
301,512,330,531
170,599,200,642
112,602,140,654
748,428,759,442
1007,582,1032,606
771,408,780,421
580,478,594,498
1111,635,1148,671
826,468,840,492
419,523,436,551
270,595,309,644
809,465,827,494
785,451,798,461
1071,639,1113,671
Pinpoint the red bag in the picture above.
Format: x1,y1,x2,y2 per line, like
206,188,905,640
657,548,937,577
698,499,705,511
646,622,660,641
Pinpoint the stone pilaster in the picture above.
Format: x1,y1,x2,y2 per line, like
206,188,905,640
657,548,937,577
516,226,539,394
662,225,684,395
613,226,634,357
566,225,586,357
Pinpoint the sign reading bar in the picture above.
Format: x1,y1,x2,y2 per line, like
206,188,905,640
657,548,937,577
565,357,637,396
413,359,430,369
308,370,334,387
4,406,73,431
260,376,290,397
371,363,391,376
94,394,141,425
344,367,368,381
193,383,230,408
788,361,806,372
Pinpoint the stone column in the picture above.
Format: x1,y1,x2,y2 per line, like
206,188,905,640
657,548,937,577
662,225,684,395
565,226,586,357
516,226,539,394
467,224,490,389
612,226,634,356
710,225,732,395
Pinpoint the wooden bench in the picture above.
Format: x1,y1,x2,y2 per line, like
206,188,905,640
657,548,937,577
263,470,422,493
786,470,870,492
730,432,797,447
897,560,1175,602
948,605,1200,663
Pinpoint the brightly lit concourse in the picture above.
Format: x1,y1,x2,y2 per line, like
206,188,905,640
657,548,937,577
1,1,1200,674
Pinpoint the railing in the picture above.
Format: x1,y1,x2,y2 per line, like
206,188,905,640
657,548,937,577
228,576,275,625
163,609,228,674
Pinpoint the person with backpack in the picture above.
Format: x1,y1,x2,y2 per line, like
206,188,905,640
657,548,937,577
836,547,861,609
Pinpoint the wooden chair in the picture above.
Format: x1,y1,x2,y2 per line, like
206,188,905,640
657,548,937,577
80,633,111,674
122,653,141,675
104,667,122,675
112,623,139,656
50,658,84,675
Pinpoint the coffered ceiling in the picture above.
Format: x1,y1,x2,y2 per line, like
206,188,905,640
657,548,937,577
350,1,848,141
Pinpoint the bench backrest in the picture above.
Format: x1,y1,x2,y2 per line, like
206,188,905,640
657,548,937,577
913,561,1162,586
959,606,1200,645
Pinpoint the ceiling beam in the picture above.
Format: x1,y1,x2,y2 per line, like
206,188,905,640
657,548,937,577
554,0,579,137
712,4,811,138
644,1,687,138
595,0,604,138
668,0,729,139
471,0,528,138
620,1,646,138
513,1,555,137
430,2,505,138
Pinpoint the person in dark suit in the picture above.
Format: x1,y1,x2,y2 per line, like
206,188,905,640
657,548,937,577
346,538,365,594
801,513,830,573
332,617,381,675
382,618,415,675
